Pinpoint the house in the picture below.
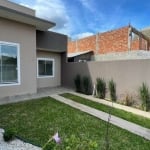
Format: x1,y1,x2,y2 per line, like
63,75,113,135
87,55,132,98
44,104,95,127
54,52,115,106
67,50,93,62
68,25,150,61
0,0,67,99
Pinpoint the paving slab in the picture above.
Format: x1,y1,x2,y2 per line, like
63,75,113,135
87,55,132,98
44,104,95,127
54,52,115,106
51,94,150,141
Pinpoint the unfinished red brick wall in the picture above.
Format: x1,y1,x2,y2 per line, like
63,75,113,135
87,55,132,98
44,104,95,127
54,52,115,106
67,26,149,55
98,26,129,54
78,35,96,53
68,41,76,53
140,39,148,50
131,40,139,50
67,35,96,54
131,38,149,50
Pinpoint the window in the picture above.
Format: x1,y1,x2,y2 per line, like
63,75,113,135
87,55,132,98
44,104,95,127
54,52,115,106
0,42,20,86
37,58,54,78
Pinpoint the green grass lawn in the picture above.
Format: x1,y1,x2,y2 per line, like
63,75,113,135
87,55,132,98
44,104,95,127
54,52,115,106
61,93,150,129
0,97,150,150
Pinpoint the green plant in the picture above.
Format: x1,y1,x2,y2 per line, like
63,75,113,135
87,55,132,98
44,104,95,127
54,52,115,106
42,134,98,150
43,140,56,150
108,79,117,101
139,83,150,111
96,78,106,99
124,94,134,106
74,74,81,92
63,134,98,150
3,128,16,142
83,76,91,95
43,132,61,150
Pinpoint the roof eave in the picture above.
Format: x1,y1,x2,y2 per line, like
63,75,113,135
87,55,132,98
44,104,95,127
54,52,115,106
68,50,93,58
0,6,55,31
37,47,66,53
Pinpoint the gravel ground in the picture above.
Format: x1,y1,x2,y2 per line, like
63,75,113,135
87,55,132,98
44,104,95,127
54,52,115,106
0,129,41,150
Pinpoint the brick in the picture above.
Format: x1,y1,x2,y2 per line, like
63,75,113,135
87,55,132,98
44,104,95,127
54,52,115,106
68,25,149,55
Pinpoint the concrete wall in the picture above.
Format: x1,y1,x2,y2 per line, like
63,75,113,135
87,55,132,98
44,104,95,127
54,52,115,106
37,51,61,88
92,50,150,61
0,0,35,16
0,18,37,98
62,53,150,101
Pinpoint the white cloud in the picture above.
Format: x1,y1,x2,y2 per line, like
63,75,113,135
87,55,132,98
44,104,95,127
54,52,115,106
34,0,71,35
75,32,94,39
19,0,72,36
19,3,31,8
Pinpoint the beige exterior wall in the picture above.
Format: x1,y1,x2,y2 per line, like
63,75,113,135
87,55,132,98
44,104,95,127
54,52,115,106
62,54,150,102
0,0,35,16
37,51,61,88
0,18,37,98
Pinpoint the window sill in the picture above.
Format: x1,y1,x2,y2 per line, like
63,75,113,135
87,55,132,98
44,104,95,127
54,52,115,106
37,76,54,78
0,82,20,87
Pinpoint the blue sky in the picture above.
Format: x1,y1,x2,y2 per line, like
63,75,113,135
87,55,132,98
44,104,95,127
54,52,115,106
10,0,150,39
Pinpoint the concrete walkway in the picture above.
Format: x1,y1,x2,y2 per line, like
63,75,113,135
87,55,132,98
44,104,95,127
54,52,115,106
51,94,150,141
70,91,150,119
0,87,72,105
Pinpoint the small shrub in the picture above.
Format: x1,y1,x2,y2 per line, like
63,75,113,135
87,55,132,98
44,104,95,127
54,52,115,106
108,79,117,102
83,76,91,95
74,74,81,92
124,94,134,106
3,128,16,142
96,78,106,99
139,83,150,111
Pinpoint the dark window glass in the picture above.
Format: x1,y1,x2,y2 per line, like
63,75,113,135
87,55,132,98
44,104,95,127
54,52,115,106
38,59,53,76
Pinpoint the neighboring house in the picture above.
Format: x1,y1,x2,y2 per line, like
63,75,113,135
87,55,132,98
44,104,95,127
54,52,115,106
68,25,150,61
0,0,67,99
67,50,93,62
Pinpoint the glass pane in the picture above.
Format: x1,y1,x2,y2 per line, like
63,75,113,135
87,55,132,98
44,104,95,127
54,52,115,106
38,60,45,76
1,44,17,83
38,60,53,76
46,61,53,76
0,55,1,83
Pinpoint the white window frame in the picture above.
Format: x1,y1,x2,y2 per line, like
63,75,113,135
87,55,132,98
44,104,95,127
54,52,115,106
0,41,20,87
37,58,55,78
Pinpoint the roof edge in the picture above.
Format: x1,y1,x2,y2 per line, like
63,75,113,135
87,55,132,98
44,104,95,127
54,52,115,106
0,5,56,30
